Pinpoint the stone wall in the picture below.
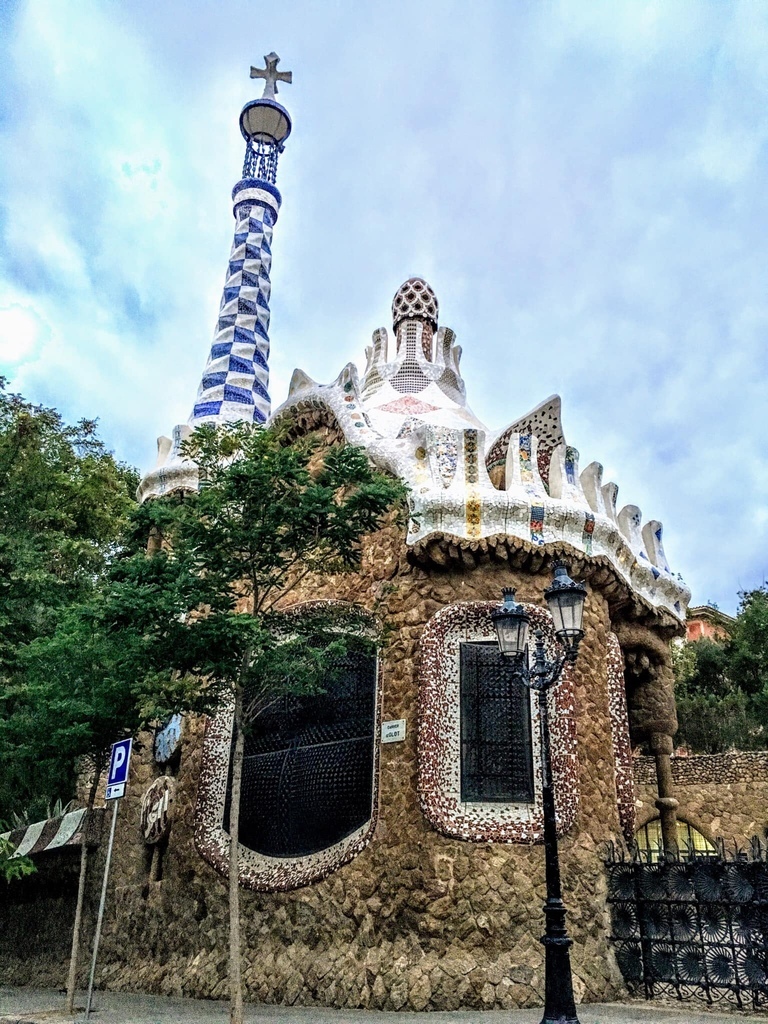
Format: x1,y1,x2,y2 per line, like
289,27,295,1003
634,752,768,844
0,843,104,987
41,521,639,1012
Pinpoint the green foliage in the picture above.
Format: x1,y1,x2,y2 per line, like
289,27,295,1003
674,687,754,755
0,419,405,822
0,379,138,673
142,421,407,1023
1,541,227,821
730,587,768,698
674,587,768,753
0,836,35,884
0,382,139,820
106,421,408,726
8,799,76,831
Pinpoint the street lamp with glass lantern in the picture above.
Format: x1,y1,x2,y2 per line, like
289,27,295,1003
491,560,587,1024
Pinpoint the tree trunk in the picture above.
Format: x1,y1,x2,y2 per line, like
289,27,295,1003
65,765,102,1013
229,689,245,1024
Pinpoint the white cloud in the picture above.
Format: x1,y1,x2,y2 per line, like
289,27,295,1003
0,303,48,363
1,0,767,613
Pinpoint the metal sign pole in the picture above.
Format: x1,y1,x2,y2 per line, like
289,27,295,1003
82,736,132,1019
84,796,119,1020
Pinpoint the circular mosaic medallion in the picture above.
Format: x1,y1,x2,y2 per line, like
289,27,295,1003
140,776,175,845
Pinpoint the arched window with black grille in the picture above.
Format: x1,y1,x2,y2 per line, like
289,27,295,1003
223,643,377,858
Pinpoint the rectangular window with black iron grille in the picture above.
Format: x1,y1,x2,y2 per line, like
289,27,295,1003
460,642,534,803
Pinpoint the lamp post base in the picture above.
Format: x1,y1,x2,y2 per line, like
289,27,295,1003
539,902,581,1024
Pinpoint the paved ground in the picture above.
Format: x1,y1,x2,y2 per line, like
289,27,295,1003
2,988,768,1024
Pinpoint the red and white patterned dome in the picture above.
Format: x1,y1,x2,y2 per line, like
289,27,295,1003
392,278,439,331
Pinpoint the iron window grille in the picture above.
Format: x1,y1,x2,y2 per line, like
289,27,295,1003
224,645,377,858
460,641,534,803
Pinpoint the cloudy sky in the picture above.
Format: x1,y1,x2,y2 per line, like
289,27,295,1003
1,0,766,613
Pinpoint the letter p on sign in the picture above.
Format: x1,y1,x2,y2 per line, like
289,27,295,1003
105,738,133,800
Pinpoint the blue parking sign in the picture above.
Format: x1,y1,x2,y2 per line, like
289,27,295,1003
105,738,133,800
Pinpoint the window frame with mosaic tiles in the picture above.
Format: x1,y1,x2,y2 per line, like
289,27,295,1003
417,601,580,844
194,610,383,891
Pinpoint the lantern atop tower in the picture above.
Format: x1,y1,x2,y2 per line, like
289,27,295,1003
240,52,293,184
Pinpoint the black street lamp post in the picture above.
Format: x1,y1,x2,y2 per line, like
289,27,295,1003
491,560,587,1024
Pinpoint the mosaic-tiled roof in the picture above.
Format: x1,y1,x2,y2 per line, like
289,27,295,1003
141,275,690,623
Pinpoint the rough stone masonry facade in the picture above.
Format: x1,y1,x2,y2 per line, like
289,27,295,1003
83,506,670,1011
634,751,768,848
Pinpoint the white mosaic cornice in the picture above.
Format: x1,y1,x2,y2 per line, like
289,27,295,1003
271,370,690,622
139,278,690,623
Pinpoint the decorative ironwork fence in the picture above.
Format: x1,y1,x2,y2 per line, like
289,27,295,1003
605,838,768,1009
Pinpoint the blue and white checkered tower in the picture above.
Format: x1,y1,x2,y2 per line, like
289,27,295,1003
190,54,293,426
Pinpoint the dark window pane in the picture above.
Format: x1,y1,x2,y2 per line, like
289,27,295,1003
224,647,377,857
460,642,534,803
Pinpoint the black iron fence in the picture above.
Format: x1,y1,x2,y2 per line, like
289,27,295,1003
605,838,768,1009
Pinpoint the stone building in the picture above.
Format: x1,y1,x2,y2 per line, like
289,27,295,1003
6,59,749,1011
107,59,692,1009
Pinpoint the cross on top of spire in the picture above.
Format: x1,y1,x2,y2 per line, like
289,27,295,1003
250,52,292,101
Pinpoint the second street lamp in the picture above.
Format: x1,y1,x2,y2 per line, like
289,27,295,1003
491,560,587,1024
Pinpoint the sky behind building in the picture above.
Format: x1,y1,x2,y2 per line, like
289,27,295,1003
1,0,767,613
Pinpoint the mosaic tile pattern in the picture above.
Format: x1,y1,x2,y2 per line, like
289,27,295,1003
428,426,459,489
392,277,439,331
582,511,595,555
565,446,579,485
486,395,564,489
464,429,482,537
463,429,479,483
417,602,579,843
606,631,635,843
274,364,690,622
194,603,382,891
465,497,482,535
519,433,534,485
143,259,690,623
642,520,672,574
379,395,439,416
190,180,281,426
529,503,545,545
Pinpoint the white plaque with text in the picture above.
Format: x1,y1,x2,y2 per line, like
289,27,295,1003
381,719,406,743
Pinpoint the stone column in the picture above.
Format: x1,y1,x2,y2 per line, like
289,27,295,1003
190,178,281,426
650,731,679,856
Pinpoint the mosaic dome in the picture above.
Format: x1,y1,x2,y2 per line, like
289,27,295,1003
392,278,439,331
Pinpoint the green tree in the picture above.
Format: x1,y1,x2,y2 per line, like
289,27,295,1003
91,421,406,1024
0,380,138,820
0,380,136,1009
0,379,138,678
730,587,768,701
11,532,226,1011
674,587,768,753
